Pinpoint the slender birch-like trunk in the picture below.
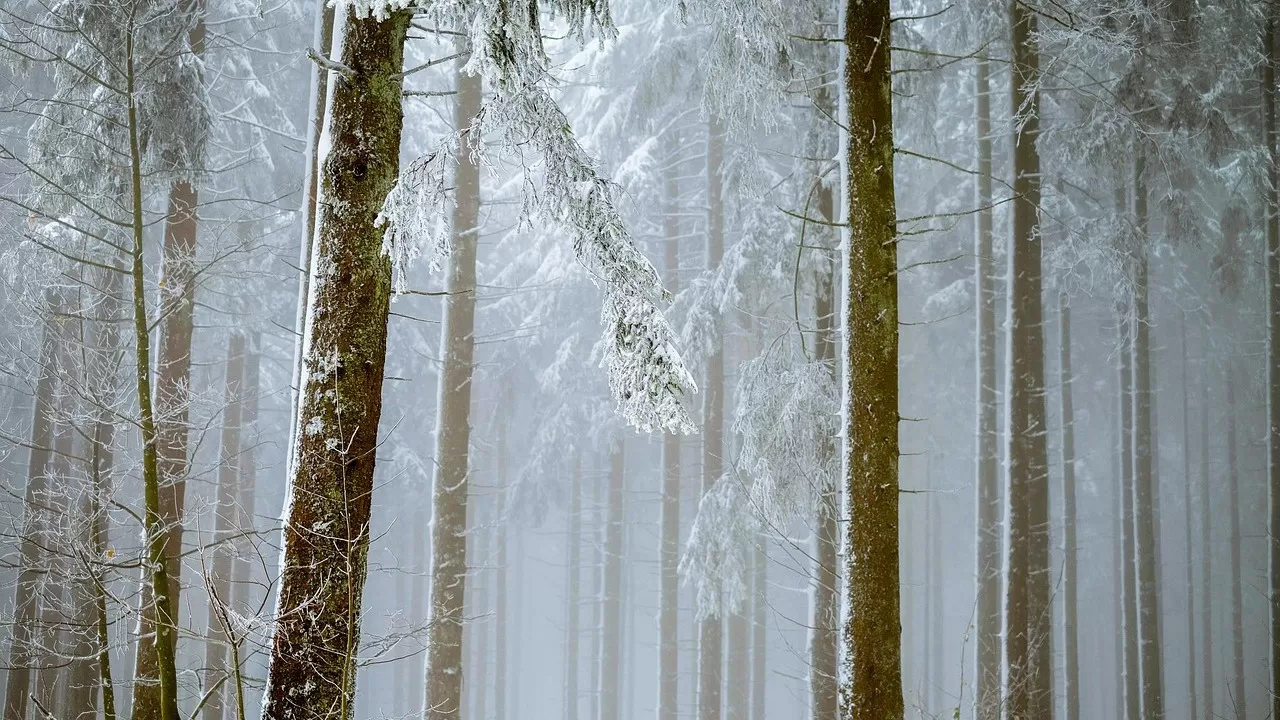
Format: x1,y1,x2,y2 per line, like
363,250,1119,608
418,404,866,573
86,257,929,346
261,10,410,720
841,0,903,716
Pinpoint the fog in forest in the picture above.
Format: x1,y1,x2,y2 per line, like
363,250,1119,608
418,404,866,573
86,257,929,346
0,2,1270,720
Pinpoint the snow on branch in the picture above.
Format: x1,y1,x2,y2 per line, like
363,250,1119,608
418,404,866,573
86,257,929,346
679,474,759,619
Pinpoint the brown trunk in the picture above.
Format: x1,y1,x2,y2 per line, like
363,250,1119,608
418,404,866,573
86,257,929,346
1004,2,1049,717
841,0,903,717
4,293,61,720
972,54,1001,720
1059,291,1079,720
658,131,681,720
260,10,410,720
698,120,725,720
566,454,581,720
200,336,245,720
421,53,481,720
600,444,625,720
1131,151,1164,720
1226,366,1245,719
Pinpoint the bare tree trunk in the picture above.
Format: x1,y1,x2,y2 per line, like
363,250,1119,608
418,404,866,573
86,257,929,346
841,0,903,717
930,471,943,715
201,336,245,720
698,119,725,720
1004,2,1049,716
133,5,206,716
261,9,410,720
750,537,765,720
1265,6,1280,718
1198,348,1213,720
1171,313,1197,720
1059,291,1079,720
972,52,1001,720
471,503,489,720
1131,151,1164,720
1120,311,1140,720
1226,366,1245,720
421,52,482,720
4,293,60,720
35,415,73,719
590,467,602,720
1112,401,1124,720
601,444,625,720
566,454,581,720
657,131,681,720
495,421,508,720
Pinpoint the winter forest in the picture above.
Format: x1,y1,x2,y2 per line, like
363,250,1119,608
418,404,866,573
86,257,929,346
1,0,1277,719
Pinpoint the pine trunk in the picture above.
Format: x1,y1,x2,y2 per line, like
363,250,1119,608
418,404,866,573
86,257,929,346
201,336,245,720
35,414,73,719
972,53,1001,720
1226,367,1245,720
495,422,508,720
132,5,206,716
566,455,581,720
229,334,259,720
421,53,482,720
1265,7,1280,718
1131,151,1164,720
1198,352,1213,720
658,135,681,720
841,0,903,717
1059,292,1079,720
1120,313,1140,720
601,445,625,720
471,505,489,720
260,10,409,720
698,119,725,720
1004,2,1049,716
1178,314,1198,720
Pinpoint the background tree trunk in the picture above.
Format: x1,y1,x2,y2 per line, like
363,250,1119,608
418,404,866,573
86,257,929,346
566,454,581,720
260,10,410,720
750,537,765,720
1198,350,1213,720
1226,366,1245,720
658,133,681,720
600,444,625,720
495,420,508,720
1120,311,1140,720
841,0,903,717
1059,291,1079,720
1264,6,1280,718
1178,314,1198,720
421,52,482,720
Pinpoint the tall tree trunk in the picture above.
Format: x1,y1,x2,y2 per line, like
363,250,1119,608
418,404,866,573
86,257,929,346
35,415,73,719
590,465,602,720
4,293,60,720
1226,367,1245,720
230,333,259,720
1131,151,1164,720
930,471,943,715
1004,2,1049,716
841,0,903,717
471,504,489,720
1177,313,1198,720
201,336,245,720
750,537,765,720
657,132,681,720
495,421,508,720
421,53,482,720
260,10,410,720
810,140,840,720
1265,6,1280,718
566,454,581,720
601,445,625,720
1112,400,1124,720
1198,348,1213,720
133,5,206,716
1059,291,1079,720
698,119,725,720
972,53,1001,720
1120,312,1140,720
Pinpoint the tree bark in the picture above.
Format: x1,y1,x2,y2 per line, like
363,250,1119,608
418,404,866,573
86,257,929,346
132,4,206,715
421,52,482,720
1131,150,1164,720
260,10,409,720
566,454,581,720
1265,6,1280,718
600,444,625,720
1004,2,1049,716
841,0,903,717
1120,312,1140,720
658,133,681,720
1059,291,1079,720
201,335,245,720
972,52,1001,720
3,293,60,720
1226,366,1245,720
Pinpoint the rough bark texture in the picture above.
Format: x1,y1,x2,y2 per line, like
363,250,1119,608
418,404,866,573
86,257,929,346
132,6,205,718
1226,368,1245,720
698,119,725,720
658,137,681,720
1004,3,1049,717
566,455,581,720
201,336,245,720
421,53,481,720
1266,8,1280,718
1059,292,1079,720
1120,313,1140,720
840,1,903,718
1178,314,1197,720
973,57,1000,720
3,294,59,720
1131,151,1164,720
601,445,625,720
260,10,409,720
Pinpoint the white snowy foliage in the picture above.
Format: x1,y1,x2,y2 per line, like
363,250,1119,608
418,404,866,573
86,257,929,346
734,342,838,524
679,474,759,619
372,0,696,434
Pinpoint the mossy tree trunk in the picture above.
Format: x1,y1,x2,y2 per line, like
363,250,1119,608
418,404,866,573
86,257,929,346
260,9,410,720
